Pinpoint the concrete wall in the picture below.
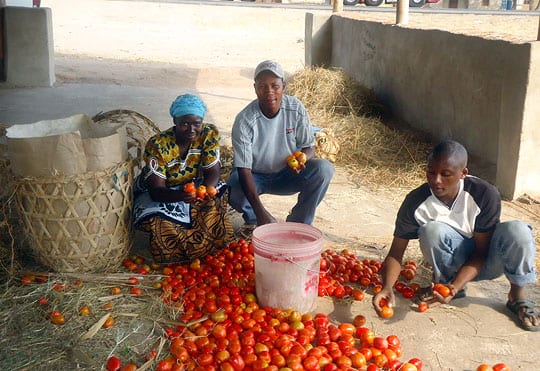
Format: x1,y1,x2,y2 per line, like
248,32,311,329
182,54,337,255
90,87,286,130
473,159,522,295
306,14,540,199
2,6,54,87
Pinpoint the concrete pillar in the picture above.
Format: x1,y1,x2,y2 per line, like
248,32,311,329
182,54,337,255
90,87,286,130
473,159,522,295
496,43,535,199
305,13,332,67
506,43,540,199
3,7,55,87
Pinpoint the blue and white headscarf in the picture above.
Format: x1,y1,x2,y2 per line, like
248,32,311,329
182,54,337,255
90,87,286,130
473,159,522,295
169,94,207,118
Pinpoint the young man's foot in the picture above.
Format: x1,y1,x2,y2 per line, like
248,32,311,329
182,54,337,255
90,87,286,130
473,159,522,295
506,299,540,331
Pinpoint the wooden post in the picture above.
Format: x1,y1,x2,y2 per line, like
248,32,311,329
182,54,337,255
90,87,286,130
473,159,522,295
333,0,343,13
396,0,409,25
538,15,540,41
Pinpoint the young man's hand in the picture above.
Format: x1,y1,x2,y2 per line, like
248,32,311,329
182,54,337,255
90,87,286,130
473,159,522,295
372,287,396,316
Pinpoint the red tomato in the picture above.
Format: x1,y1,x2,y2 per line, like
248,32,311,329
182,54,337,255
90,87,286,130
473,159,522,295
433,283,451,297
196,353,214,366
106,356,122,371
400,268,416,281
206,185,218,197
229,354,245,370
352,289,365,301
373,337,389,350
351,352,367,368
302,355,319,370
401,363,419,371
359,347,373,361
353,314,366,327
386,335,400,348
408,357,423,370
401,287,415,299
492,363,510,371
183,182,196,194
418,302,429,313
380,306,394,319
155,360,174,371
313,313,330,329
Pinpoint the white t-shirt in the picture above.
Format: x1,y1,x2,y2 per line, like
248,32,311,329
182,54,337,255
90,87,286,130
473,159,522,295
232,95,315,173
394,176,501,239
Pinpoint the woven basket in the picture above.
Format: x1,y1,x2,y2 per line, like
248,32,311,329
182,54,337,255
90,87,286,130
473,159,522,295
12,110,160,272
15,160,135,272
92,109,160,178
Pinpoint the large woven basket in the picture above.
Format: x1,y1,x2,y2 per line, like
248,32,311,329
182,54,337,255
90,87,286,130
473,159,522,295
92,109,160,178
15,161,135,272
12,110,159,272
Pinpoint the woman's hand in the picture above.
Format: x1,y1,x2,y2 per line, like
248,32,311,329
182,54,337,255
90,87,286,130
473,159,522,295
181,190,197,203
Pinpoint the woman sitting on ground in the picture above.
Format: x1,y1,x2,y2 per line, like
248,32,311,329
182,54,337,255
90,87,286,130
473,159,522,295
133,94,233,263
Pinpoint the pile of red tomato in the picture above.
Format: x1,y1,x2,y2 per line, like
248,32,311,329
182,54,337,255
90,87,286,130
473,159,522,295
106,240,424,370
19,238,512,370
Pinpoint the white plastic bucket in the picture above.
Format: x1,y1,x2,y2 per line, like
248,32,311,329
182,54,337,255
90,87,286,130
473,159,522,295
252,222,323,313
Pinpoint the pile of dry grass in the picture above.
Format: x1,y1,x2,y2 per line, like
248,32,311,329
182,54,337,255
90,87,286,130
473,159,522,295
0,125,25,278
287,66,432,191
287,67,381,117
0,272,181,369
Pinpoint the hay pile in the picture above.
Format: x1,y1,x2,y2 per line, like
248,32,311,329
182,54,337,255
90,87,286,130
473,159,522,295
0,125,25,277
0,272,177,370
287,66,432,191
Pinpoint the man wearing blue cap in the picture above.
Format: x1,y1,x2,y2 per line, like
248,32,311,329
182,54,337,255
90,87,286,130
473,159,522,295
133,94,233,263
228,60,334,230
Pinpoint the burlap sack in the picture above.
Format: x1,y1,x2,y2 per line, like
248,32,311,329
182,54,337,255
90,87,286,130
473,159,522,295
6,114,128,177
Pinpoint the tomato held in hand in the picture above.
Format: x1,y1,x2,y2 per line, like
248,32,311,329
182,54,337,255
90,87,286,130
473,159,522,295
293,151,307,164
196,185,207,199
433,283,451,297
183,182,196,194
206,185,218,198
380,306,394,319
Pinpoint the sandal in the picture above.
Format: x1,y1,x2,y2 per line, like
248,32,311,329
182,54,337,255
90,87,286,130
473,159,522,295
506,299,540,332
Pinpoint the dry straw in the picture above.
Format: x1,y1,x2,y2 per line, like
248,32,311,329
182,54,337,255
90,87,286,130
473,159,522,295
287,66,432,191
0,272,181,370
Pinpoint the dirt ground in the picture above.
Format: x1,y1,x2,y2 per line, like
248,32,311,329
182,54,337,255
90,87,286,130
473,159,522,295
4,0,540,369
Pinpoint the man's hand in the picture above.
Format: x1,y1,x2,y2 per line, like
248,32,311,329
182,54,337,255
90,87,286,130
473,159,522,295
256,210,278,226
372,287,395,316
288,162,305,174
430,283,460,305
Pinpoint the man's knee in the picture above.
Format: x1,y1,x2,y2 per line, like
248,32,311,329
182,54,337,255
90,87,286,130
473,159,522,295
308,158,334,181
226,171,243,209
496,220,535,251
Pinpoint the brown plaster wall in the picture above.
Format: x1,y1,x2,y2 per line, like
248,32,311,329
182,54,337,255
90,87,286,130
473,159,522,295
306,13,540,199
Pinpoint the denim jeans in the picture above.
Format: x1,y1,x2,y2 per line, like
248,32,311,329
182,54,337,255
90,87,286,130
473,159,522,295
418,220,537,287
228,158,334,225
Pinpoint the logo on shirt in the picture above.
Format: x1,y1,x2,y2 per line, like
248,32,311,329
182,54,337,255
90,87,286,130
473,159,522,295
285,127,295,134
